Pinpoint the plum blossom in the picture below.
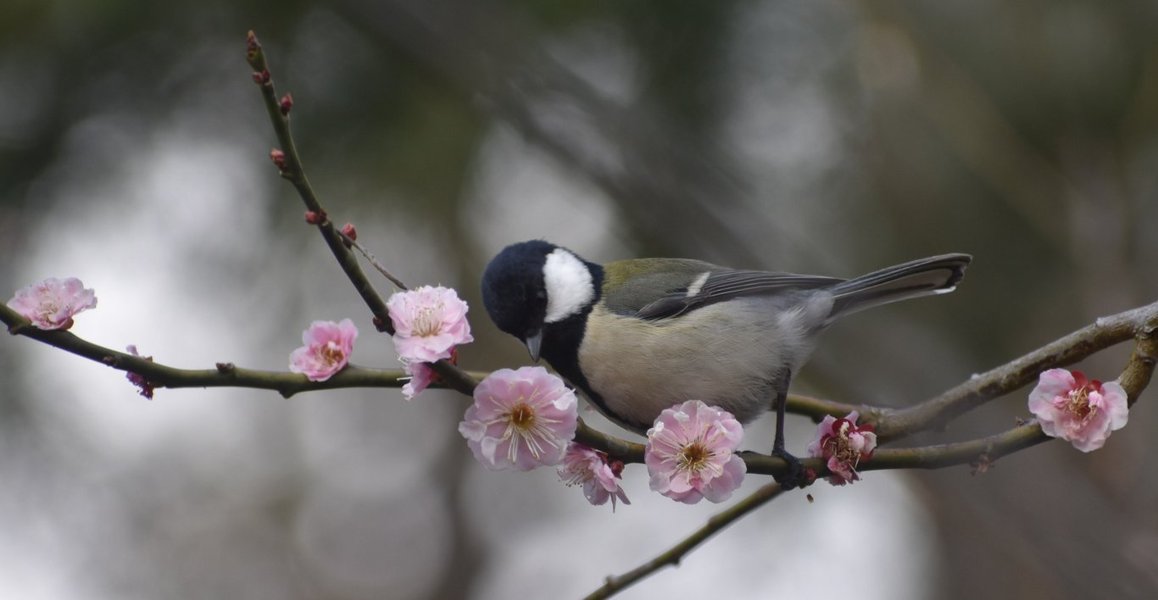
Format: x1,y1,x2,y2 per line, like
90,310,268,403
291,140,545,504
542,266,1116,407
458,366,578,471
125,344,156,400
645,400,746,504
559,443,630,510
387,286,473,363
289,319,358,382
401,360,435,401
807,411,877,486
1029,368,1128,452
7,277,97,330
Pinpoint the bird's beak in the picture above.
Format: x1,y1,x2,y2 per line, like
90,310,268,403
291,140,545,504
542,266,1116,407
524,331,543,363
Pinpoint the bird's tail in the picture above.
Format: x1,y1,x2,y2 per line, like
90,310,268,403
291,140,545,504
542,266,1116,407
827,253,972,321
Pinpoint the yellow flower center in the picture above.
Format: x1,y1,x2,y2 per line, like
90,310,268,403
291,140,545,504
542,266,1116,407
678,441,711,473
509,402,535,430
495,397,562,463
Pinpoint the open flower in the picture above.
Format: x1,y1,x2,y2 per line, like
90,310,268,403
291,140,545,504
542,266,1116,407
458,366,578,471
7,277,97,330
289,319,358,382
1029,369,1128,452
559,443,630,510
645,400,746,504
807,411,877,486
387,286,473,363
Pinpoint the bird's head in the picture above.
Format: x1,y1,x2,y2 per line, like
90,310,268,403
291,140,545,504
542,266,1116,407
481,240,597,361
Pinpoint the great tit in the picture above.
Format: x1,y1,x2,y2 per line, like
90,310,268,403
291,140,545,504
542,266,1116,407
480,240,970,483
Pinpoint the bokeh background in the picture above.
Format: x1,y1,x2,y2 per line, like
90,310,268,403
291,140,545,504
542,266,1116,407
2,1,1157,598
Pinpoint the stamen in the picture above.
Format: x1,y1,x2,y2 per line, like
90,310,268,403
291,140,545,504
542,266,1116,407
412,305,442,337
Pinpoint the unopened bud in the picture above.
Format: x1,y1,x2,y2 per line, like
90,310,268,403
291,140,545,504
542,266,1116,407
279,93,294,116
244,30,262,68
340,222,357,241
251,69,271,85
304,210,325,225
270,148,286,170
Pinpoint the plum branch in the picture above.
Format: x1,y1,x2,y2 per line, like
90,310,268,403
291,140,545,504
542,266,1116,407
1,30,1154,600
244,31,475,395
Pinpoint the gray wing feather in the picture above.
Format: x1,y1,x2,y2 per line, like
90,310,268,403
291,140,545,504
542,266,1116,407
635,270,843,320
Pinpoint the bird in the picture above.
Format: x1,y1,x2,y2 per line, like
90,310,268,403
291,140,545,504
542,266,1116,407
480,240,971,486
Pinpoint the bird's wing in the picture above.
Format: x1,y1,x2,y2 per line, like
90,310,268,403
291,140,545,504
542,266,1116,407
634,269,843,320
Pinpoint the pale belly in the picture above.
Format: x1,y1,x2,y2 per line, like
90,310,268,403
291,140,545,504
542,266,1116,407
576,298,823,432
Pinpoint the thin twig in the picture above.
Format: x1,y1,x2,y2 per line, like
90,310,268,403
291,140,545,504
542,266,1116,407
246,32,391,331
875,299,1158,441
338,230,409,292
245,31,475,395
584,483,785,600
1,304,484,397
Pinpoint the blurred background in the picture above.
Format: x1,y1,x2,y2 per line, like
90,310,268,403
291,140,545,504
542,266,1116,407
1,0,1157,598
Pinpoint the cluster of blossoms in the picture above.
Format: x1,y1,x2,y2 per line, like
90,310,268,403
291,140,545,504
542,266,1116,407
1029,368,1128,452
12,274,1134,511
387,286,474,400
8,277,162,399
286,285,475,390
454,373,756,506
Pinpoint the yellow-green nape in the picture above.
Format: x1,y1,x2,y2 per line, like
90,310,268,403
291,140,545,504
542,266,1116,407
601,259,674,291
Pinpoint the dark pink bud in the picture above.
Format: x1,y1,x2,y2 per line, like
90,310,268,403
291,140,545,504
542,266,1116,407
304,210,326,225
270,148,286,170
341,222,357,241
251,69,271,85
279,93,294,116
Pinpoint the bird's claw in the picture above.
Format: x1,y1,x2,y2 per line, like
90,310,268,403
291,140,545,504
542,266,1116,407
772,448,807,490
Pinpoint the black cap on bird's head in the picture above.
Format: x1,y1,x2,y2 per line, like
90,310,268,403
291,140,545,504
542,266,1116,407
481,240,558,361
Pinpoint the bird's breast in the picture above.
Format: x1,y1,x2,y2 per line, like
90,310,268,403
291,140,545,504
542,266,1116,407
576,296,827,432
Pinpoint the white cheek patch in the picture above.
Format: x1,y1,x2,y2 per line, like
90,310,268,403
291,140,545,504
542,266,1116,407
685,271,711,297
543,248,595,323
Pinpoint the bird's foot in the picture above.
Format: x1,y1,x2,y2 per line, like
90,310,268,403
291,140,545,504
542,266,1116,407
771,447,809,490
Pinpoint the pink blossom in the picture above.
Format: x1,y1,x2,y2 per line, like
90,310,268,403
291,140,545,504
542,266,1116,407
1028,369,1128,452
125,344,156,400
387,286,474,363
645,400,746,504
7,277,97,330
559,443,630,510
458,366,578,471
401,360,435,400
807,411,877,486
289,319,358,382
